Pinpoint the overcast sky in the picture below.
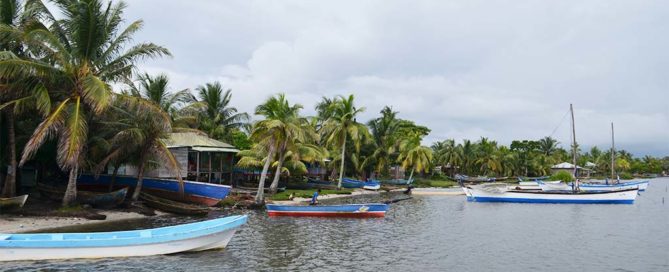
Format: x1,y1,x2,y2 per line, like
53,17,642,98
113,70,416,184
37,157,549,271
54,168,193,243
117,0,667,156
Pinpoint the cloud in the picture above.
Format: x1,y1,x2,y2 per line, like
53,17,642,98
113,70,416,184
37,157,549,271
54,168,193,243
124,0,669,156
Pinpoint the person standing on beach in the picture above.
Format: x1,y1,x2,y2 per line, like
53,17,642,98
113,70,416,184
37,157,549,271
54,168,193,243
310,189,321,205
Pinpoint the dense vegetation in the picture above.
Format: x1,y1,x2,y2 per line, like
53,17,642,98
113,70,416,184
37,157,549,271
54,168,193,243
0,1,667,207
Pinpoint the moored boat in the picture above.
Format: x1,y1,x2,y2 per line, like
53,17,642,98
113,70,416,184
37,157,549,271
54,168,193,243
140,193,209,216
374,178,414,185
462,186,638,204
79,174,230,206
0,195,28,212
0,215,247,261
363,181,381,191
266,203,389,218
37,184,128,208
575,180,649,192
341,178,379,189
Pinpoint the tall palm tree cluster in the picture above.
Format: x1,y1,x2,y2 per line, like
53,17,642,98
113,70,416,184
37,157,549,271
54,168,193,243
0,0,249,206
242,96,434,204
432,136,669,178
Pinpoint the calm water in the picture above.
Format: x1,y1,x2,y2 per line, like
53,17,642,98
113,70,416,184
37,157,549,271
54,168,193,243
2,178,668,272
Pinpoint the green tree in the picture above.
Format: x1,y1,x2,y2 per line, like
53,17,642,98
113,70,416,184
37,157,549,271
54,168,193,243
189,82,249,143
0,0,169,206
127,72,193,120
397,132,432,180
319,94,370,188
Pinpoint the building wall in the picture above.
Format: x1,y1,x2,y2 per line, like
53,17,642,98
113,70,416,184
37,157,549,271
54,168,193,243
121,147,188,179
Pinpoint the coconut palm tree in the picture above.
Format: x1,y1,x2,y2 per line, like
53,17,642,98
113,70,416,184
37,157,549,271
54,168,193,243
538,136,559,156
96,95,182,201
184,82,249,143
397,132,432,181
126,72,193,120
320,94,370,189
250,94,303,203
0,0,51,197
366,106,399,177
0,0,170,206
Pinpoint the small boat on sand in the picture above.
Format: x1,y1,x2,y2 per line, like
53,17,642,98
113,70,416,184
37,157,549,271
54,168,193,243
0,215,247,261
342,178,380,189
374,178,414,185
0,195,28,212
37,184,128,208
266,203,389,218
140,193,209,216
79,174,230,207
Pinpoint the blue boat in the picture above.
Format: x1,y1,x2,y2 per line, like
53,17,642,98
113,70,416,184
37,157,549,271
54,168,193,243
341,178,379,189
373,178,414,185
266,204,388,217
0,215,247,261
78,174,231,206
574,180,650,192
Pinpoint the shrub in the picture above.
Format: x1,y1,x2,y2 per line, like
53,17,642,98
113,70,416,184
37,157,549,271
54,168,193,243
549,171,574,182
618,172,633,180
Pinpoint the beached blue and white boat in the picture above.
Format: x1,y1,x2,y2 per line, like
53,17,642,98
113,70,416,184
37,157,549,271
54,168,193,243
79,174,231,206
266,204,389,218
373,178,414,185
341,178,379,189
0,215,247,261
462,185,638,204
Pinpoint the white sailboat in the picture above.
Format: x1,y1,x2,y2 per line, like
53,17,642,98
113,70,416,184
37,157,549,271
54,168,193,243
462,104,639,204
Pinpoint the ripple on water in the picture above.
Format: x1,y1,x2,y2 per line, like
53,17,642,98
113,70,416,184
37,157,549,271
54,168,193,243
3,179,669,272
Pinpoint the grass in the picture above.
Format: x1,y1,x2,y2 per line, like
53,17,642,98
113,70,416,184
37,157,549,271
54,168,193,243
270,189,354,201
413,178,457,188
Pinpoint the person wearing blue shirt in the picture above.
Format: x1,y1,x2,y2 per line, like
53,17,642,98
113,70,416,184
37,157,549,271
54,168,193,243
310,189,321,205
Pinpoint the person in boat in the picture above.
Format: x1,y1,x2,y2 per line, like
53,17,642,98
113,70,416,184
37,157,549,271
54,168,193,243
310,189,321,205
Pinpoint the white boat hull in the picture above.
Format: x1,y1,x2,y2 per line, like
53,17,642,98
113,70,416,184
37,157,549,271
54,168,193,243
0,229,238,261
463,187,638,204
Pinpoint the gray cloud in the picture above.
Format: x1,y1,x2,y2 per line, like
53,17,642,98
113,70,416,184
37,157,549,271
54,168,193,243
122,0,668,156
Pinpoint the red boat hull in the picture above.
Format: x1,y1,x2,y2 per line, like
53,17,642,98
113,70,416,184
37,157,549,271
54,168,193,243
267,211,386,218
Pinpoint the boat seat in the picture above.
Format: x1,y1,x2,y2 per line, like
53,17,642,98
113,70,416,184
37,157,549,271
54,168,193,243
0,235,10,240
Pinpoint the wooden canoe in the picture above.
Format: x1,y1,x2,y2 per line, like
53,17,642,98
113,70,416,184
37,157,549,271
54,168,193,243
0,195,28,212
266,203,389,218
140,193,209,216
37,184,128,208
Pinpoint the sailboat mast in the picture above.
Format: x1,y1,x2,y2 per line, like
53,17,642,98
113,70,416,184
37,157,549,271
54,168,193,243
570,104,578,189
611,122,615,180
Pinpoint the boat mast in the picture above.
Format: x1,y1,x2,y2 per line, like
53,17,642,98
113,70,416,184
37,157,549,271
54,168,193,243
570,104,578,190
611,122,615,180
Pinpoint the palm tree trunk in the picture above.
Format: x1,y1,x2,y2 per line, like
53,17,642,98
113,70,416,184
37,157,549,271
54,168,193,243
1,110,17,197
408,168,415,181
337,135,347,189
108,163,119,192
62,166,78,206
131,163,146,201
131,153,148,201
269,142,287,195
256,140,276,204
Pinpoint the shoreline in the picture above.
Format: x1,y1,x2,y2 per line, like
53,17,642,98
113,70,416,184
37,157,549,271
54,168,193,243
0,210,163,234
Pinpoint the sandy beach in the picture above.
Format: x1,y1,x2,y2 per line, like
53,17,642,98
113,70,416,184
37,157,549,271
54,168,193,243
0,211,161,233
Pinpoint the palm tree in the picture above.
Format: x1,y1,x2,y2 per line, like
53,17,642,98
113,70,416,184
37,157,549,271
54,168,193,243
0,0,170,206
320,94,370,189
127,72,193,120
538,136,559,156
96,95,182,201
397,132,432,181
366,106,399,176
431,139,462,176
250,94,302,203
0,0,50,197
186,82,249,143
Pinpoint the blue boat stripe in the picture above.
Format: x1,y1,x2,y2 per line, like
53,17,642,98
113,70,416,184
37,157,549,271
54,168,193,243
468,197,634,204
